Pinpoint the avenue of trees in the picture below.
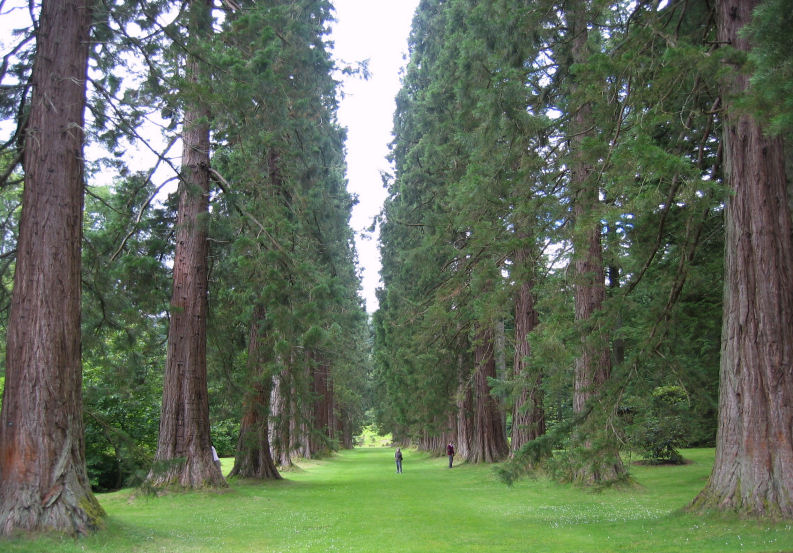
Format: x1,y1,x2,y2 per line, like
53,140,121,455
374,0,793,517
0,0,791,541
0,0,369,536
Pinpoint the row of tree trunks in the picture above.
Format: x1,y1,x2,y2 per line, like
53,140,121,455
691,0,793,517
268,352,343,465
455,349,473,460
0,0,103,536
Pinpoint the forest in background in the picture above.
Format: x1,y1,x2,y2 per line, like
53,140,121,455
1,0,792,539
374,0,793,514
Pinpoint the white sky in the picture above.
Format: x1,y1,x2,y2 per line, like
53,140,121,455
330,0,419,313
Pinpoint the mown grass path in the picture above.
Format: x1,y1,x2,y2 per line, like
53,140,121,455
4,448,793,552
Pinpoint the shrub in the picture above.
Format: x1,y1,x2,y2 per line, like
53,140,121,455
627,385,689,465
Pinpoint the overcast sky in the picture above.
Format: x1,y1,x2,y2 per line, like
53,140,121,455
330,0,420,313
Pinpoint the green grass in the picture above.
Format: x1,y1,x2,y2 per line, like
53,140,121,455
3,448,792,552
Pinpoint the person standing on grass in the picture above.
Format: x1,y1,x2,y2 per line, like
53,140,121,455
446,442,455,468
395,448,403,473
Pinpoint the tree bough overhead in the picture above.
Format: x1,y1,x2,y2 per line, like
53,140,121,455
0,0,104,535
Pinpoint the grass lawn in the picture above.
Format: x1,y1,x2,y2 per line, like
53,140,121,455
3,448,792,552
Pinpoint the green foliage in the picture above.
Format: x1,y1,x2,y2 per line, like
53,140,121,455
626,385,690,465
354,424,392,448
203,0,369,457
743,0,793,134
81,177,173,491
209,419,239,458
376,0,724,484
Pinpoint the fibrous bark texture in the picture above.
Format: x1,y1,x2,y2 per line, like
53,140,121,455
455,349,473,460
147,0,225,490
269,368,297,467
467,326,508,464
0,0,103,536
692,0,793,518
230,306,281,480
511,247,544,454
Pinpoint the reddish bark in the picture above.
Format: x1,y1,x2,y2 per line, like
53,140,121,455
692,0,793,517
511,247,544,454
0,0,103,536
230,305,281,480
467,326,508,464
146,0,225,489
455,348,473,460
308,353,334,455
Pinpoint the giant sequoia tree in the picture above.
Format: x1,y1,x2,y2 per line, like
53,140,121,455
147,0,225,489
691,0,793,517
205,0,367,470
0,0,104,535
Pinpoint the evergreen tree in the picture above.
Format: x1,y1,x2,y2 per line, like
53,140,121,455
206,0,366,470
147,0,226,489
0,0,104,535
691,0,793,518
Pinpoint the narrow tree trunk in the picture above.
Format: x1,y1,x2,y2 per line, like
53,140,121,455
691,0,793,517
569,1,624,484
230,305,281,480
455,349,473,460
0,0,103,535
468,326,508,463
298,361,314,458
269,369,294,467
340,407,354,449
147,0,225,489
309,353,331,455
511,251,544,453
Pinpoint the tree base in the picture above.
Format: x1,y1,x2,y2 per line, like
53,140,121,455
0,487,105,537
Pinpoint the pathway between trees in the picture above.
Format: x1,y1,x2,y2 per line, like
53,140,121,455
11,448,793,553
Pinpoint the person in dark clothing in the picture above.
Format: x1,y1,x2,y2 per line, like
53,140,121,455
446,442,455,468
395,448,403,473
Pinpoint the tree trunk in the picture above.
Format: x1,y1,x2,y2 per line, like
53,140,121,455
308,353,332,455
691,0,793,517
0,0,103,536
269,368,296,467
230,305,281,480
467,326,508,463
455,349,473,460
147,0,225,489
569,1,624,484
511,251,544,453
297,361,313,458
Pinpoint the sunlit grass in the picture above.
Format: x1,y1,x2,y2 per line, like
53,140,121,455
3,448,792,552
